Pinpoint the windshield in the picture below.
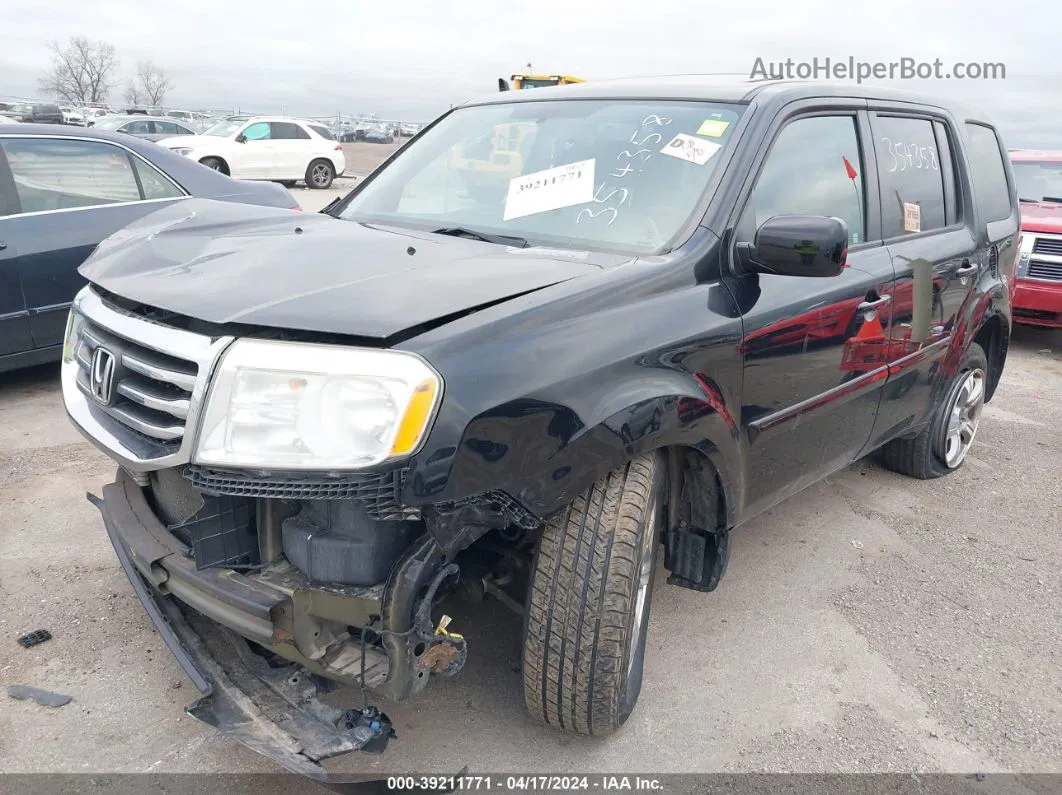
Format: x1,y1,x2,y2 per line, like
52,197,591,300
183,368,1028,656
92,116,130,130
1012,161,1062,203
337,99,744,255
518,78,560,89
203,120,244,137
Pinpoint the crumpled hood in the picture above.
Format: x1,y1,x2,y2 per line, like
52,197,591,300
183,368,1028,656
79,198,618,338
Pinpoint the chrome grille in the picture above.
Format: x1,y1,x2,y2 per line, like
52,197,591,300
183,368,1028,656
1027,259,1062,282
1032,236,1062,257
73,323,196,450
62,286,234,473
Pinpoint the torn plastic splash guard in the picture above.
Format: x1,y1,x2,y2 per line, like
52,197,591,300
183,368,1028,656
94,491,396,781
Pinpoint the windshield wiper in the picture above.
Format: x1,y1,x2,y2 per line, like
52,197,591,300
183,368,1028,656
432,227,530,248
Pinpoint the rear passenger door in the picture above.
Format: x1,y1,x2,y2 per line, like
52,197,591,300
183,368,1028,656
0,137,187,351
268,122,313,179
865,110,979,445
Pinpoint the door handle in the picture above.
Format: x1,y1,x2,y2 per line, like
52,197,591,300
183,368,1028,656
955,259,978,275
857,295,891,313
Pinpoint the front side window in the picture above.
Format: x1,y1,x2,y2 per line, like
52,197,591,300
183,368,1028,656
122,120,152,135
242,122,271,141
338,99,745,254
741,115,866,246
874,115,947,238
2,138,141,212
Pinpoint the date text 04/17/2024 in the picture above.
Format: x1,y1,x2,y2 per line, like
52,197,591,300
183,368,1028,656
385,776,666,791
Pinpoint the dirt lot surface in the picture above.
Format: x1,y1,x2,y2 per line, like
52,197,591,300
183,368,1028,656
1,150,1059,779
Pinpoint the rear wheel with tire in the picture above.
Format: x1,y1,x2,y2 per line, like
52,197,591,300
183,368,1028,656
306,159,335,189
879,342,988,479
522,450,665,735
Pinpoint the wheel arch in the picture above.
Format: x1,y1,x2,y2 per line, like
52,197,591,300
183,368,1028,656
199,155,230,175
972,311,1008,403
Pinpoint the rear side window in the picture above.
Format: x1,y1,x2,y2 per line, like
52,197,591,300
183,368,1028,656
122,120,152,134
270,122,311,140
2,138,141,212
154,120,185,135
965,123,1012,222
309,124,335,141
874,116,947,238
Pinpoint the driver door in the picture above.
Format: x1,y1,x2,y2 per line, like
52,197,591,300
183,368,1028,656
232,121,273,179
732,109,897,519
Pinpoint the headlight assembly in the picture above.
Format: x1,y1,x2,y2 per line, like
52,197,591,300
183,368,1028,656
194,340,442,470
172,147,194,156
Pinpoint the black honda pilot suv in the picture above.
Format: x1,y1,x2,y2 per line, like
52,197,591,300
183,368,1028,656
62,77,1018,778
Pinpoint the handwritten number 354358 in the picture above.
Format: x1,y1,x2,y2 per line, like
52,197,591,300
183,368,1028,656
577,115,672,226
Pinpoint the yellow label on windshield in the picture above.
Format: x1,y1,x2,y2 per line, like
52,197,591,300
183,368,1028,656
696,119,730,137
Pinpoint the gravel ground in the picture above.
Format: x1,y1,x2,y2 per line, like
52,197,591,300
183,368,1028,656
0,165,1060,778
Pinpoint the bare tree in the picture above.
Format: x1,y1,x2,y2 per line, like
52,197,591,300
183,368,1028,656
134,61,173,106
39,37,119,104
124,83,144,106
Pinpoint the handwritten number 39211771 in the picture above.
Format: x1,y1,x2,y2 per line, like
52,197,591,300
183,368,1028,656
576,115,672,227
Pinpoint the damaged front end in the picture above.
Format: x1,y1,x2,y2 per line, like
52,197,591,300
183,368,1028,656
91,468,470,779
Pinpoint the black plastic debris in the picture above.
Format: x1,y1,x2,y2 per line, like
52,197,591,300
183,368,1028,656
8,685,71,707
16,629,52,648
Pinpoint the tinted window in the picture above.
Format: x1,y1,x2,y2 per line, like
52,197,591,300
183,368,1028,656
242,122,271,140
132,157,185,200
2,138,141,212
742,115,866,246
270,122,310,140
874,116,946,238
156,120,189,135
309,124,335,141
966,123,1012,222
122,120,152,134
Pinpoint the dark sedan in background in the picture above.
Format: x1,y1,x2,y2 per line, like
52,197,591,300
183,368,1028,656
88,114,198,141
1,124,301,373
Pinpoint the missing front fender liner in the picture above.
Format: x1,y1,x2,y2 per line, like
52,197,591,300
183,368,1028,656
664,450,731,592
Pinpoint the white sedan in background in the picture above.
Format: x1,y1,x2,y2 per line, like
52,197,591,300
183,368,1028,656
157,116,346,189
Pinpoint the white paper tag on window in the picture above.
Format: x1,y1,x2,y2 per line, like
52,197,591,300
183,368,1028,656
660,133,722,165
903,201,921,233
504,159,595,221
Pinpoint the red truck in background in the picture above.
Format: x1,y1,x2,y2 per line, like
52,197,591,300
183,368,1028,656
1011,150,1062,329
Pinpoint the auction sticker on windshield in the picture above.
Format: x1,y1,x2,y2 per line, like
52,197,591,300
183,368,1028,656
660,133,721,165
504,159,596,221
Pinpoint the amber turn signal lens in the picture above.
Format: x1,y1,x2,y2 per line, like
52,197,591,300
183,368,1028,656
390,378,439,455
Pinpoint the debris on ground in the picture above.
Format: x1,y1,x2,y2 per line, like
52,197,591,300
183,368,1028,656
16,629,52,648
7,684,72,707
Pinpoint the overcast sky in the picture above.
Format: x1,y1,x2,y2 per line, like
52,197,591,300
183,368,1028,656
2,0,1059,146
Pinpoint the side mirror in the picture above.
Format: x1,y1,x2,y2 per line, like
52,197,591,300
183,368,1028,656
498,78,510,92
235,133,246,143
736,215,848,277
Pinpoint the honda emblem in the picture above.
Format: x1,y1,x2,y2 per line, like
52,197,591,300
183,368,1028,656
90,347,116,405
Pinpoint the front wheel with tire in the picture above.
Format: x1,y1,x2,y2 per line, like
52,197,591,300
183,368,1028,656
199,157,224,172
306,159,335,189
522,450,665,736
879,341,988,479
